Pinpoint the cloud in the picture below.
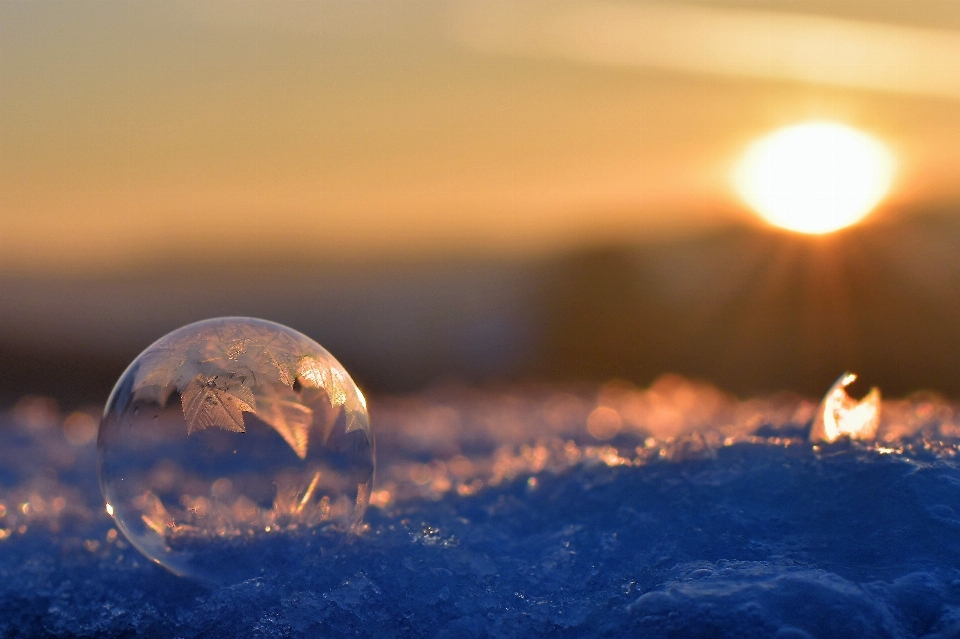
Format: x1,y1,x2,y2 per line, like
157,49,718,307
453,1,960,100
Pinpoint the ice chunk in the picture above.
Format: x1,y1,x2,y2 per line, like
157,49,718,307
810,372,880,443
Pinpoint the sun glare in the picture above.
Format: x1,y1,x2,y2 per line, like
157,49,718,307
735,122,895,235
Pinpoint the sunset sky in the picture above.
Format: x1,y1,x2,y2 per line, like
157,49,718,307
3,0,960,275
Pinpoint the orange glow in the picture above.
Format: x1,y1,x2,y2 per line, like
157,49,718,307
735,123,895,235
1,2,959,277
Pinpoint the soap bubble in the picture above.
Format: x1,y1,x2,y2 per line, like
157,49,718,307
98,317,375,582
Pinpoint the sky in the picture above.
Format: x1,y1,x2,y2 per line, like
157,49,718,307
3,0,960,275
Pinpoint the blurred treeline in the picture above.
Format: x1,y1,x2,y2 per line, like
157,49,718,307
4,211,960,407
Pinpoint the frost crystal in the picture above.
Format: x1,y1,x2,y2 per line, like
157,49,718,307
180,375,256,435
130,321,340,448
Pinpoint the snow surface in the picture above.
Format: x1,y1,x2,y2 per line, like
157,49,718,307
3,376,960,638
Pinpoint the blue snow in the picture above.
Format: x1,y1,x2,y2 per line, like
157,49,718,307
3,385,960,638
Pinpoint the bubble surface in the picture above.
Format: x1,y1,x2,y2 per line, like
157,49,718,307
97,317,374,582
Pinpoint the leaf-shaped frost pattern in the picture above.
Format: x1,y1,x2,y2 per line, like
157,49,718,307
246,332,302,388
345,386,366,413
344,387,368,434
131,339,194,405
327,368,349,407
199,323,303,388
195,326,256,379
298,356,348,406
181,375,256,435
254,384,314,459
134,348,184,390
345,409,368,435
297,356,328,389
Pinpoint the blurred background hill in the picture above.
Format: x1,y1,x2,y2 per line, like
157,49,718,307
3,0,960,406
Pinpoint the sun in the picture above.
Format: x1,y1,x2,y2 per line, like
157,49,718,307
734,122,895,235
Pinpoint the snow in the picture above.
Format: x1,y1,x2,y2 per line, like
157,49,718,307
3,377,960,638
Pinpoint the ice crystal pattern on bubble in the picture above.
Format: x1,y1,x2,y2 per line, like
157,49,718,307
129,321,366,459
98,318,374,582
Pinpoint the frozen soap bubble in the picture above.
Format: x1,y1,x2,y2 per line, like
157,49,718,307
98,317,375,582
